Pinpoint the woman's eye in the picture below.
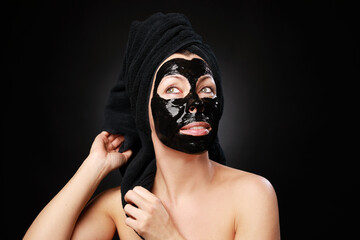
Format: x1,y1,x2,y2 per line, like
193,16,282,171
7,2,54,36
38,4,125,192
166,87,180,94
200,87,213,93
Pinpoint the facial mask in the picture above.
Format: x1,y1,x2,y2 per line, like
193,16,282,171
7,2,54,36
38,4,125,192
151,58,221,154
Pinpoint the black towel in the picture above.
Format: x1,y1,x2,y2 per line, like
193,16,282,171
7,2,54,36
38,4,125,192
102,12,226,209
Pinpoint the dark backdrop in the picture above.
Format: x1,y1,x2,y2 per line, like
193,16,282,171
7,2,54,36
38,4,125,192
3,0,357,239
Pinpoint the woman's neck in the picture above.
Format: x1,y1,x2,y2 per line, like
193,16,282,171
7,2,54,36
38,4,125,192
151,136,215,205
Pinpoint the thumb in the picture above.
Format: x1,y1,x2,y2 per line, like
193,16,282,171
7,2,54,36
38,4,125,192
121,149,133,164
107,149,133,172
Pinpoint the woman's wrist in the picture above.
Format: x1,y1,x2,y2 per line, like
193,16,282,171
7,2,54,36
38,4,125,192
81,156,109,186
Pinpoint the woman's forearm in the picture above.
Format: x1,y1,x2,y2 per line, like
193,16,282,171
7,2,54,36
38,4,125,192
24,157,106,240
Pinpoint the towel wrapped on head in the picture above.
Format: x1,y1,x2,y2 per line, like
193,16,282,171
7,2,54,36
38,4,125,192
102,12,226,209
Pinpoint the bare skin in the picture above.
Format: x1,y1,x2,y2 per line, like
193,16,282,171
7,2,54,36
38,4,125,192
24,52,280,240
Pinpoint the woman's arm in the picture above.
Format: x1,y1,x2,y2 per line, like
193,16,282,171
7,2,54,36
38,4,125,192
23,131,132,240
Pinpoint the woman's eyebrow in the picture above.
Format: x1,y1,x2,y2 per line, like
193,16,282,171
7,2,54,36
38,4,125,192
198,74,212,80
161,74,188,82
196,75,216,85
157,75,190,91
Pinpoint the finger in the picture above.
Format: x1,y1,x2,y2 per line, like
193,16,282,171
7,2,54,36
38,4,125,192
95,131,109,144
91,132,109,151
124,203,142,219
124,189,148,210
107,133,119,142
107,135,123,152
121,149,132,163
100,131,110,137
125,217,139,231
110,135,125,149
132,186,157,201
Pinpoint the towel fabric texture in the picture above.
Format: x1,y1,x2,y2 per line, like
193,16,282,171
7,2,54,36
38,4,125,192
102,12,226,209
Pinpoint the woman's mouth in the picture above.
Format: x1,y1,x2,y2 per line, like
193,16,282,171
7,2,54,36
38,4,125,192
179,122,211,136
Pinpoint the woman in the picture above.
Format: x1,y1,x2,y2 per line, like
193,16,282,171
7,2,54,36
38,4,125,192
24,13,280,240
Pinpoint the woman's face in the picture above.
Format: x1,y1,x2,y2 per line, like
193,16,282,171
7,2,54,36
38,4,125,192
149,53,221,154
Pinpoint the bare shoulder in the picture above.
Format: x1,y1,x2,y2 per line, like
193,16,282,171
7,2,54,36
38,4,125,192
212,162,280,239
97,186,142,239
83,186,124,223
88,186,123,216
93,186,126,224
212,161,277,201
96,186,121,201
71,186,123,239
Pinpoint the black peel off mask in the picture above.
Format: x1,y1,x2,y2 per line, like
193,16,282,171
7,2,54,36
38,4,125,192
151,58,221,154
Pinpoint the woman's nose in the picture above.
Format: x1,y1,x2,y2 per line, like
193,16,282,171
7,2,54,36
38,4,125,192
188,100,205,114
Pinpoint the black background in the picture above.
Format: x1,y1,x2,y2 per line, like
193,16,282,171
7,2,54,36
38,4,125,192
3,0,358,239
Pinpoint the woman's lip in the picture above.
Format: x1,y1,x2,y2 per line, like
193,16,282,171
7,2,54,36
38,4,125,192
179,122,211,136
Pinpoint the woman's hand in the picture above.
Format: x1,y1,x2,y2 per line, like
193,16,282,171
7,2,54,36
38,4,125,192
24,131,132,240
124,186,185,240
88,131,132,176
